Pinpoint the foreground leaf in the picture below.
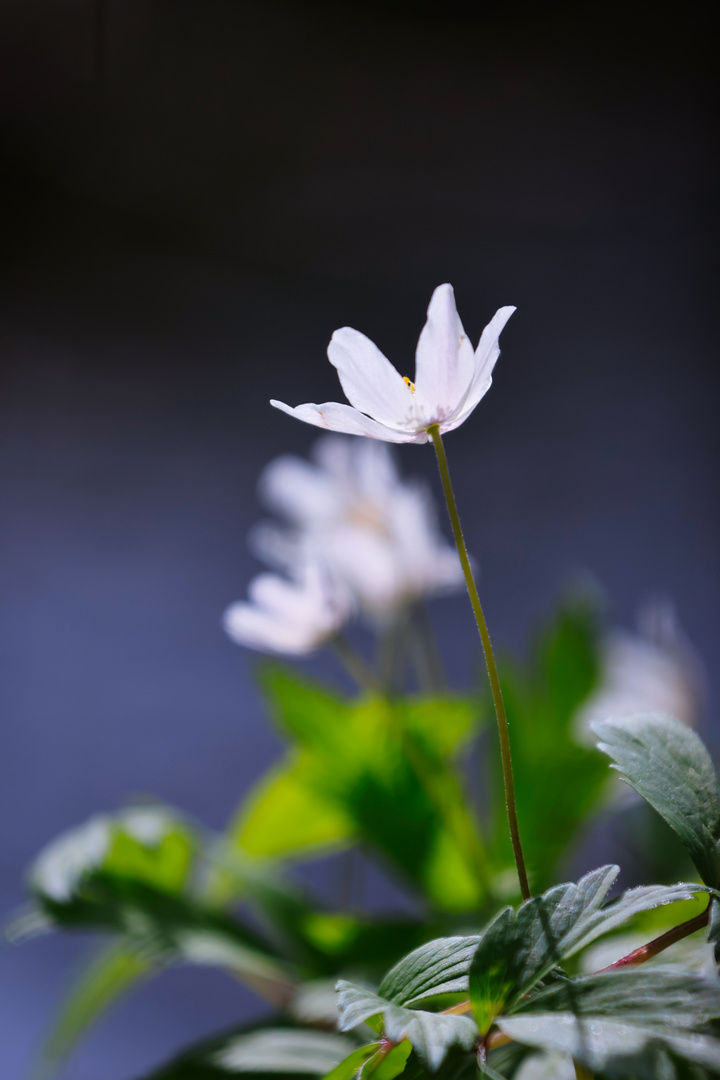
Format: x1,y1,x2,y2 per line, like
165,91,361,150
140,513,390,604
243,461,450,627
378,935,481,1006
499,968,720,1075
466,865,707,1035
325,1040,412,1080
143,1026,358,1080
594,713,720,888
336,981,477,1070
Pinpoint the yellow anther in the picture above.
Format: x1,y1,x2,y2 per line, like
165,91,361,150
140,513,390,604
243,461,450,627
403,376,416,395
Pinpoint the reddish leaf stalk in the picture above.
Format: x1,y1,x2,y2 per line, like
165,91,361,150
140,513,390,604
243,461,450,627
598,906,710,971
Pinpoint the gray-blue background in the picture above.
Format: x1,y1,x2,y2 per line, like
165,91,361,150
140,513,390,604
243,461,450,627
1,2,718,1076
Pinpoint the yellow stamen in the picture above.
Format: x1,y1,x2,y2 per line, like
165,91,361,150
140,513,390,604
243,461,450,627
403,376,416,395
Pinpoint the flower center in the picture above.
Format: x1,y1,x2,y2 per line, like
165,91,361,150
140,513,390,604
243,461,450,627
403,376,416,395
347,499,390,537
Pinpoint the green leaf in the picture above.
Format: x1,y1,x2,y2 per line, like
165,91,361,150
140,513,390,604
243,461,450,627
36,870,296,1004
32,942,150,1079
28,806,196,904
370,1041,412,1080
257,666,488,911
214,1030,357,1074
511,1053,576,1080
323,1044,382,1080
378,935,481,1006
488,598,607,891
336,981,477,1071
499,968,720,1075
142,1025,359,1079
226,751,354,862
323,1040,411,1080
468,866,709,1035
593,713,720,888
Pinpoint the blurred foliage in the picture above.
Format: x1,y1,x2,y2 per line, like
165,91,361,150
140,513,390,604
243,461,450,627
9,594,720,1080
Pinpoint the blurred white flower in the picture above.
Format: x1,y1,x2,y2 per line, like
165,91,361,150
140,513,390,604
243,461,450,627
251,436,464,622
271,284,515,443
223,560,352,656
575,599,706,741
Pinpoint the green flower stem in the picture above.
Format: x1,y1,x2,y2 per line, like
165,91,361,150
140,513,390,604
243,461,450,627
573,1064,594,1080
429,425,530,901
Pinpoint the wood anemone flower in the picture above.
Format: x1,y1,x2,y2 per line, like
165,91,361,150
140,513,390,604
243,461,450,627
271,284,515,444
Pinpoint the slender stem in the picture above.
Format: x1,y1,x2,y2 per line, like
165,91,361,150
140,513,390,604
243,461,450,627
329,634,382,695
600,906,710,971
412,602,447,692
429,425,530,901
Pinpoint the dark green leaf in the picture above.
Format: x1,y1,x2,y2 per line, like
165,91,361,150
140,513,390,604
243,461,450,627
336,981,477,1071
593,714,720,888
378,936,481,1006
499,968,720,1076
469,866,708,1035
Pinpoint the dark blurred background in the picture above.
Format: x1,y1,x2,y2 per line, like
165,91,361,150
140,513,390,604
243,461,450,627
0,1,718,1075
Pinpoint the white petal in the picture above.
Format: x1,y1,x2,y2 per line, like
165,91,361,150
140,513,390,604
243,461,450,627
260,455,338,524
440,305,515,431
223,601,318,655
270,400,425,443
248,572,323,624
327,327,414,429
460,305,516,416
413,284,476,424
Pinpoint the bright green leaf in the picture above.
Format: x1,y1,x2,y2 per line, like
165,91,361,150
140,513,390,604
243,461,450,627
257,666,488,911
227,751,354,861
370,1040,412,1080
323,1044,382,1080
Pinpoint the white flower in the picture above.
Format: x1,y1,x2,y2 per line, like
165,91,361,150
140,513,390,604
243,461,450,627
575,599,706,741
223,560,352,656
271,284,515,443
251,436,464,621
